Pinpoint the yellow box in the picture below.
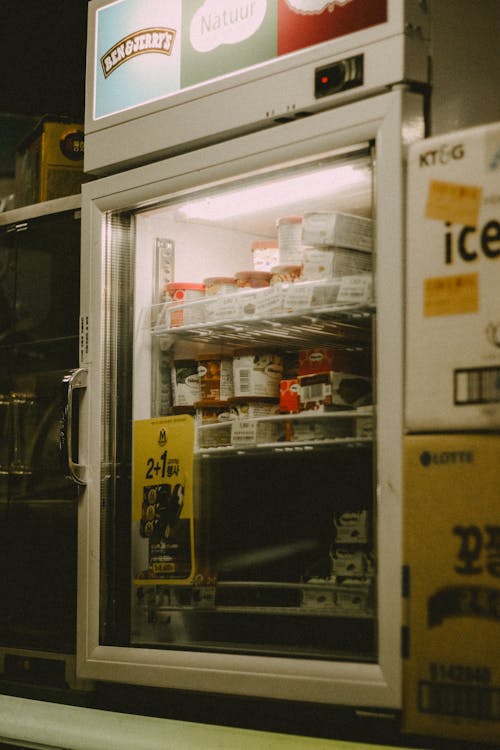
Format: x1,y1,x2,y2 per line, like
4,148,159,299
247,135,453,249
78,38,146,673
15,116,85,207
403,434,500,745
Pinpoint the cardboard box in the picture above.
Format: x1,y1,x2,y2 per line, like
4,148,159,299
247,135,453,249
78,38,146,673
15,115,85,206
405,121,500,431
403,434,500,745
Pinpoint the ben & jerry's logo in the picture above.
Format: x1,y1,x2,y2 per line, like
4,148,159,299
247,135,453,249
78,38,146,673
101,27,176,78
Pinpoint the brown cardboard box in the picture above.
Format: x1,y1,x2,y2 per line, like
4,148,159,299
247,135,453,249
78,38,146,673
403,434,500,744
15,116,85,206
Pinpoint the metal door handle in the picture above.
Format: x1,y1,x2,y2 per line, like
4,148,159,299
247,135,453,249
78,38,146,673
60,367,88,486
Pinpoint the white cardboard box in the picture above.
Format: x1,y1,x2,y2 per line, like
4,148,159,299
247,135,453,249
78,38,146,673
405,121,500,431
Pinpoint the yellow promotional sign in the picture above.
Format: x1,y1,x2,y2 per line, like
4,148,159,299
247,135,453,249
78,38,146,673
132,415,195,585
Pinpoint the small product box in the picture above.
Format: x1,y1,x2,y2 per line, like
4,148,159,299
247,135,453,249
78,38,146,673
333,510,369,544
302,212,372,251
299,348,337,375
15,115,86,207
330,373,372,409
298,371,372,411
403,434,500,745
405,121,500,431
298,347,371,376
279,379,300,413
301,246,372,280
330,547,368,577
298,371,331,411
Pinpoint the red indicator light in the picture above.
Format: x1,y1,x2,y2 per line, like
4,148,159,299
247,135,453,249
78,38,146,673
321,75,329,84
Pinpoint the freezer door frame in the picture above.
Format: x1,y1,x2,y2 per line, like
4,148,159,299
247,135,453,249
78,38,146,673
78,88,424,708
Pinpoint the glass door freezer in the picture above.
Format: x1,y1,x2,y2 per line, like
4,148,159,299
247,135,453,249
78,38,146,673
0,195,83,691
75,88,424,708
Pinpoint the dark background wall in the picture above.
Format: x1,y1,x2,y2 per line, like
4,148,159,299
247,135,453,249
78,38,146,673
0,0,88,176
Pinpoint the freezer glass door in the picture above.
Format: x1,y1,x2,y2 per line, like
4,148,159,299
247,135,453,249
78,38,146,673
137,148,374,662
105,147,375,660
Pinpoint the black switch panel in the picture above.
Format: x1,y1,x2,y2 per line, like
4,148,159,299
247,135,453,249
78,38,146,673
315,54,364,99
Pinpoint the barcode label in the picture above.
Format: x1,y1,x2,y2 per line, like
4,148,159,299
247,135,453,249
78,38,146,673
454,367,500,405
419,681,500,721
237,369,250,393
302,383,328,402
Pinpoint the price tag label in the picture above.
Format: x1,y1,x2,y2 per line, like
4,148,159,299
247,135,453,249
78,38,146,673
231,419,258,446
425,180,483,226
208,294,239,321
284,283,314,311
337,275,372,304
424,273,478,317
256,285,283,316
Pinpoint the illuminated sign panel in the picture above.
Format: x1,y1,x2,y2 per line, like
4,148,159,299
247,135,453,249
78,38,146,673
94,0,387,119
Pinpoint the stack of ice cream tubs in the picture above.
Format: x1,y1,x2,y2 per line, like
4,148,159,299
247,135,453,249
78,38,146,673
157,211,373,329
159,211,373,449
